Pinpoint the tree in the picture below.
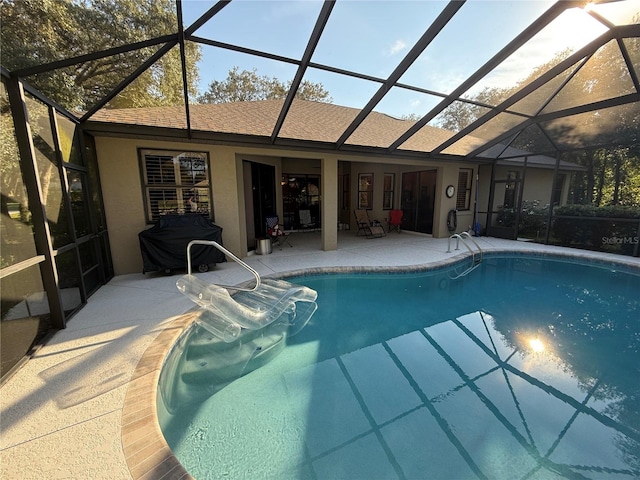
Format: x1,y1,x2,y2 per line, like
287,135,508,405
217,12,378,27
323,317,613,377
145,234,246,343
400,113,421,121
198,67,332,104
434,50,573,135
1,87,22,215
559,37,640,207
0,0,201,111
435,95,491,132
434,40,640,207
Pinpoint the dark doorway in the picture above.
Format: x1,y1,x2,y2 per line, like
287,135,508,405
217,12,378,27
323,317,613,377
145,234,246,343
281,173,321,230
250,162,276,238
401,170,437,234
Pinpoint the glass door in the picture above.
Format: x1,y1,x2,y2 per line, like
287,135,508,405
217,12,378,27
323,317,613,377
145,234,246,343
251,162,276,237
401,170,437,234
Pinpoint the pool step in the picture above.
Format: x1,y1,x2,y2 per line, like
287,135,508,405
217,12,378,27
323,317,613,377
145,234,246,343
181,325,287,385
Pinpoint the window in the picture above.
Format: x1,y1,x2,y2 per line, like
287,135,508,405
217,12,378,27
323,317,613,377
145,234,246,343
383,173,395,210
140,149,211,223
456,168,473,210
358,173,373,209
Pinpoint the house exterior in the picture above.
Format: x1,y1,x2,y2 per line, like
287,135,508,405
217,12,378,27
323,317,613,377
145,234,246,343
2,0,635,386
2,87,579,379
86,99,578,274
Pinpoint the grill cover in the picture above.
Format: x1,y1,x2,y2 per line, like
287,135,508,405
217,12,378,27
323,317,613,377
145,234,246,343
139,215,226,273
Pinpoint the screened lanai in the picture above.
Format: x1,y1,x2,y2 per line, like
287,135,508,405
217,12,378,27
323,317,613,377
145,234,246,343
1,0,639,378
3,1,639,155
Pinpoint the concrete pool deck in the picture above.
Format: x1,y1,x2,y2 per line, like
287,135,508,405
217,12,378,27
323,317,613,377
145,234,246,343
1,232,639,479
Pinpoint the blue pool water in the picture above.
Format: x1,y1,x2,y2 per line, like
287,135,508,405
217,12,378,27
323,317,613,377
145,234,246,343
158,255,640,479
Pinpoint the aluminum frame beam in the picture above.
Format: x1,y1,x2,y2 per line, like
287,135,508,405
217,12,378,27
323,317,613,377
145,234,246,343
433,25,639,157
4,0,637,159
270,1,335,143
466,92,640,159
334,1,466,149
385,1,582,154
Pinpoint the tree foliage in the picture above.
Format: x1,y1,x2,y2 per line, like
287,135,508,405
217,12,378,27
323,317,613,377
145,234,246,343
198,67,332,104
0,0,201,111
1,86,22,205
400,113,421,121
434,39,640,207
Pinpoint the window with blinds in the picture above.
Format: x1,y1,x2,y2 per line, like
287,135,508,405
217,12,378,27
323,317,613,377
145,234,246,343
139,149,211,222
456,168,473,211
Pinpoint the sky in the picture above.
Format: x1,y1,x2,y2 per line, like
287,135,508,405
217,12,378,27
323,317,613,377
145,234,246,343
179,0,628,120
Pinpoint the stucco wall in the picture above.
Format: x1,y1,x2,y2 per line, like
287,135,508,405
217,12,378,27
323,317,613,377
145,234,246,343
345,160,477,237
95,137,335,274
521,168,555,204
321,155,339,251
94,137,149,275
476,164,570,234
94,133,485,274
94,138,246,274
494,165,564,207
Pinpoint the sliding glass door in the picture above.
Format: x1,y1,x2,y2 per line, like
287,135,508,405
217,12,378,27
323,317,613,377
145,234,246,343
401,170,437,234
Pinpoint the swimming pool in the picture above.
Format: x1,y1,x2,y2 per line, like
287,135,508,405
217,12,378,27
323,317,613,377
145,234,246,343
158,254,640,479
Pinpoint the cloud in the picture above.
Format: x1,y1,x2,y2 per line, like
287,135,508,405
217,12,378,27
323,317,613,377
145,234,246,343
387,39,407,56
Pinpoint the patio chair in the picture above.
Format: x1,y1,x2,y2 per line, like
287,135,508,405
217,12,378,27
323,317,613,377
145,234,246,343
266,215,292,249
354,209,386,239
299,209,316,231
387,209,403,233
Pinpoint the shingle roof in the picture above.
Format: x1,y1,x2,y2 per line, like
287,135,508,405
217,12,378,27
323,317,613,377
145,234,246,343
88,99,583,170
89,99,482,155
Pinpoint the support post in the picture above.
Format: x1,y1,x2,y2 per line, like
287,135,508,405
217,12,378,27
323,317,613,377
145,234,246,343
485,160,496,237
321,155,338,251
544,152,561,245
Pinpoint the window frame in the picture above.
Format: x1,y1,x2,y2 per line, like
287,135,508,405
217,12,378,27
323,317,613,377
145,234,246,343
138,148,212,224
456,168,473,211
358,173,373,210
383,173,395,210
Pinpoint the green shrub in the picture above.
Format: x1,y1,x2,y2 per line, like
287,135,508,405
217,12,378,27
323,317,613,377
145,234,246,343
552,204,640,254
554,204,640,219
495,200,549,238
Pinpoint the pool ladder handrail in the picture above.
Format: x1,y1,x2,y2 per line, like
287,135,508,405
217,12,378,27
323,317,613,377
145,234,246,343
187,240,260,292
447,232,483,278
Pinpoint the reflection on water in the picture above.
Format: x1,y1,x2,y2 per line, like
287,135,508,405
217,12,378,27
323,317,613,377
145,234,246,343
160,256,640,479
